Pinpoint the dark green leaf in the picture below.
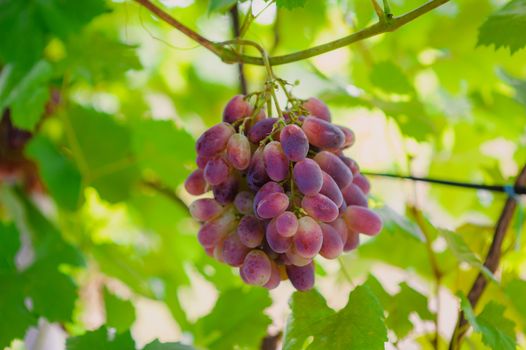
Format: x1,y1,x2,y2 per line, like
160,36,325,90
25,135,83,210
208,0,237,13
103,288,136,333
283,285,387,350
66,327,136,350
0,61,52,130
276,0,307,10
194,287,272,350
478,0,526,54
142,339,195,350
0,222,20,272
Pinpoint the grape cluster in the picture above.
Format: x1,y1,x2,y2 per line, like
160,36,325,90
185,95,382,291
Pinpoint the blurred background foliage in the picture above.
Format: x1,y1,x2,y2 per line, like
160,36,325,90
0,0,526,349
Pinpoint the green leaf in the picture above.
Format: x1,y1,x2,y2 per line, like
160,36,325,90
194,287,272,350
142,339,195,350
387,283,434,339
370,61,414,94
131,119,195,188
208,0,237,13
0,0,106,66
478,0,526,54
66,327,136,350
25,135,83,210
0,222,20,272
283,285,387,350
68,106,140,203
498,69,526,107
459,294,516,350
103,288,136,333
439,229,497,283
0,61,53,130
276,0,307,10
504,279,526,331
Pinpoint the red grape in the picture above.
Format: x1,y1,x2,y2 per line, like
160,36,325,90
319,223,343,259
266,219,292,253
248,118,277,143
189,198,223,222
286,262,315,291
293,159,323,195
275,211,298,237
256,192,289,219
263,141,289,182
303,97,331,122
342,183,368,207
344,206,383,236
343,229,360,252
302,117,344,149
212,175,238,204
223,95,252,124
234,191,254,215
240,250,272,286
196,123,234,157
247,148,270,190
279,124,309,162
184,169,207,195
222,232,250,266
353,173,371,195
338,126,355,148
197,210,236,248
263,261,281,290
204,157,229,186
237,215,264,248
293,216,323,258
314,151,353,189
320,171,344,207
226,133,251,170
301,193,339,222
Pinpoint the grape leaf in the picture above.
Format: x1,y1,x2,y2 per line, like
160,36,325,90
459,294,516,350
194,287,272,350
0,61,53,130
283,285,387,350
439,229,497,283
208,0,237,13
103,288,136,333
498,69,526,107
478,0,526,54
276,0,307,10
504,279,526,331
0,222,20,272
131,119,195,188
66,327,136,350
0,0,106,66
386,283,434,340
67,106,140,203
370,62,414,94
26,135,83,210
142,339,195,350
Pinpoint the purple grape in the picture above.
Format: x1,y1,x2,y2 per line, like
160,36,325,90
263,262,281,290
293,159,323,195
254,181,284,205
247,148,270,190
275,211,298,237
240,250,272,286
237,215,264,248
342,183,368,207
234,191,254,215
223,95,252,124
314,151,353,189
338,126,355,148
329,218,349,244
197,211,236,248
285,248,312,267
222,233,250,266
301,193,339,223
301,117,344,150
286,262,315,291
204,157,230,186
184,169,207,195
293,216,323,259
303,98,331,122
226,133,251,170
320,171,344,208
266,219,292,253
353,173,371,195
248,118,277,144
189,198,223,222
196,123,234,157
344,206,383,236
196,154,211,169
319,223,343,259
343,229,360,252
212,175,238,204
339,155,360,175
279,124,309,162
256,192,289,219
263,141,289,182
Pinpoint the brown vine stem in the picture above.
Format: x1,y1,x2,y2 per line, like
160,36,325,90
229,4,248,95
448,163,526,350
133,0,450,66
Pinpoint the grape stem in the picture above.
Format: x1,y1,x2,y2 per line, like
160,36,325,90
132,0,450,66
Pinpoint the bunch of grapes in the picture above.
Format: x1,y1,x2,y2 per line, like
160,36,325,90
185,93,382,291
